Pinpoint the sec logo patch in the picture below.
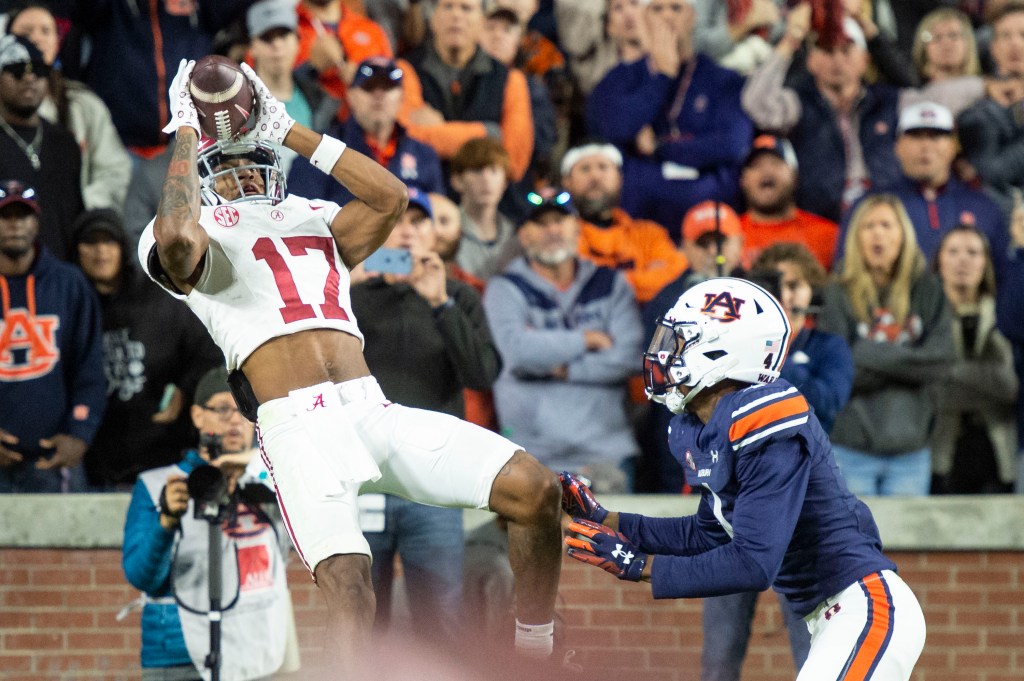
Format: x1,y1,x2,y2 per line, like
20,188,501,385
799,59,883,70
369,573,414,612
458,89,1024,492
213,206,240,227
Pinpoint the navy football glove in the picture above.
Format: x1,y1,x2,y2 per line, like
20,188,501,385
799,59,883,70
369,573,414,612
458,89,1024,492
559,471,608,524
565,518,647,582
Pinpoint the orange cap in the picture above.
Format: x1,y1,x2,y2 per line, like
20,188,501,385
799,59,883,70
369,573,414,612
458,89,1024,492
681,201,741,243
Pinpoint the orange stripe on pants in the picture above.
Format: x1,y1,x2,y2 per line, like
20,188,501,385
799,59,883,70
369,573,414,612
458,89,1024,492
843,573,893,680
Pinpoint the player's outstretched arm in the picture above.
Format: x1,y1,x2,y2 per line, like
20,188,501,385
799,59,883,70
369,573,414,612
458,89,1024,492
284,124,408,269
154,60,208,288
237,63,407,269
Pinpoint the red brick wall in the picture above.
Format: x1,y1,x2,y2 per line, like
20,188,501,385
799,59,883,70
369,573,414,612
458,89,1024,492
0,549,1020,680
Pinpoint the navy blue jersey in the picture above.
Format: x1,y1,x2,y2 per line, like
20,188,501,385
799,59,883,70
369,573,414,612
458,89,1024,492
618,380,895,617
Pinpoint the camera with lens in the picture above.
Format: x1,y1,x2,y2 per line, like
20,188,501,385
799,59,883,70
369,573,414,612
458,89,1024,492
189,433,228,521
199,432,223,460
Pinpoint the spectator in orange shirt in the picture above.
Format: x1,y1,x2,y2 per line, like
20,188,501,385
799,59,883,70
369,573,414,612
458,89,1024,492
294,0,392,106
739,135,840,272
561,142,689,304
397,0,534,183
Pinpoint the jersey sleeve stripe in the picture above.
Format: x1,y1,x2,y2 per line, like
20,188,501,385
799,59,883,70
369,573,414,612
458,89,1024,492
729,394,810,446
731,385,799,418
732,415,809,451
836,572,895,681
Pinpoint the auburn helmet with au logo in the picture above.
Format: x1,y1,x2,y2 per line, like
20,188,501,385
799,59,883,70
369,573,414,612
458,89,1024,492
643,278,791,413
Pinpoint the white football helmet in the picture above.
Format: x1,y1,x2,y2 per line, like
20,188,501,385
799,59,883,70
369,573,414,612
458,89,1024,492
197,137,285,206
643,277,792,414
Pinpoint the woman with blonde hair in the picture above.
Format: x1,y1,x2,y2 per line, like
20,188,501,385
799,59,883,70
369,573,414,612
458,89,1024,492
912,7,982,82
899,8,989,116
819,194,955,496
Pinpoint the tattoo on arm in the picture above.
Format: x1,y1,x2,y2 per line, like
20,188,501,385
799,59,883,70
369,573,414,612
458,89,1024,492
157,137,200,223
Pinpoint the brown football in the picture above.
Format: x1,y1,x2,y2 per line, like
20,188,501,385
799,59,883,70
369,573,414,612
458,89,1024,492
188,55,256,141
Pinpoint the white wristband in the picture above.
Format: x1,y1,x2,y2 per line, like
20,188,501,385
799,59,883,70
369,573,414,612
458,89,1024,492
310,135,347,174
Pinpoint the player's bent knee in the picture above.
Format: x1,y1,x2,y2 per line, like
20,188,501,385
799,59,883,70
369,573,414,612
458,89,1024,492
490,450,561,525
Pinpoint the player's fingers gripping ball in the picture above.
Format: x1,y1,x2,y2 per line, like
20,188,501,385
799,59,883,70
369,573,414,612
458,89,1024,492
162,59,200,136
239,62,296,146
559,471,608,523
565,518,646,581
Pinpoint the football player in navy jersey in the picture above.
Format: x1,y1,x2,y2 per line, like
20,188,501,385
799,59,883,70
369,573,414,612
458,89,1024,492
562,277,926,680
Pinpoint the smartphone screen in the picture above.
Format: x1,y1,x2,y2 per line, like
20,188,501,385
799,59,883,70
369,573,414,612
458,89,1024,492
363,247,412,275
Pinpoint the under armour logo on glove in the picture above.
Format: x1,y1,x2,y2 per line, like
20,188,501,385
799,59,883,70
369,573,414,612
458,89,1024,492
565,518,647,582
611,545,634,563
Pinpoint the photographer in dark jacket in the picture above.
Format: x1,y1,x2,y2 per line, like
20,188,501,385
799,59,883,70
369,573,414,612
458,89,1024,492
349,187,501,644
73,209,222,489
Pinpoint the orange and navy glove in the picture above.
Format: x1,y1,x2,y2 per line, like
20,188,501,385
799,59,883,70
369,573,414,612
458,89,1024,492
559,471,608,524
565,518,647,582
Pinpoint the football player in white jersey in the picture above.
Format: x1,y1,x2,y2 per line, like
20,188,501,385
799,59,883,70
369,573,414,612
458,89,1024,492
139,60,563,674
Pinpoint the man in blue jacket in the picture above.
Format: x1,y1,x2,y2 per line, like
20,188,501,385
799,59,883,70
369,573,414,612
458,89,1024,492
586,0,753,242
838,102,1008,270
289,57,444,205
0,179,105,492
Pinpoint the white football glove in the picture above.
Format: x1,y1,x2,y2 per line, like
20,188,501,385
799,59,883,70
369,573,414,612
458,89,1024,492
162,59,200,136
239,62,296,146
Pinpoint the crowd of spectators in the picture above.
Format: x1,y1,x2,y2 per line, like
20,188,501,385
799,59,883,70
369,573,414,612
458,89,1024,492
0,0,1022,506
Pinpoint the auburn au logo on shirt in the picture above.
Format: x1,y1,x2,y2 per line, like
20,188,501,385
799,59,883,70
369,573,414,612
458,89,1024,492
0,309,60,381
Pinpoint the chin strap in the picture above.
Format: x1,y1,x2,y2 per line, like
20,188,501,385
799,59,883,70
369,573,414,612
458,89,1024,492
664,363,733,414
665,384,703,414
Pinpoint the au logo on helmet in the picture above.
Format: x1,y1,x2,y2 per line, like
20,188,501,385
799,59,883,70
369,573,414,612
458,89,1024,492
701,291,745,322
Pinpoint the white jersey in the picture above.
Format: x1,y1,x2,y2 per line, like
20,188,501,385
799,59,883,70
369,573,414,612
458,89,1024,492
138,195,363,370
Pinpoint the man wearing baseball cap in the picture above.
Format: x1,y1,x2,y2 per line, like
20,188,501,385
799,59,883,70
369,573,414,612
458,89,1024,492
837,101,1007,264
0,34,84,260
738,134,839,271
484,187,644,494
0,179,106,493
288,56,443,208
646,200,746,339
248,0,333,173
742,7,900,223
561,142,688,304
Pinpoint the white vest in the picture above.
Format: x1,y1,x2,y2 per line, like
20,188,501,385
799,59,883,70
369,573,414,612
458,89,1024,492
140,462,289,681
138,195,364,370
